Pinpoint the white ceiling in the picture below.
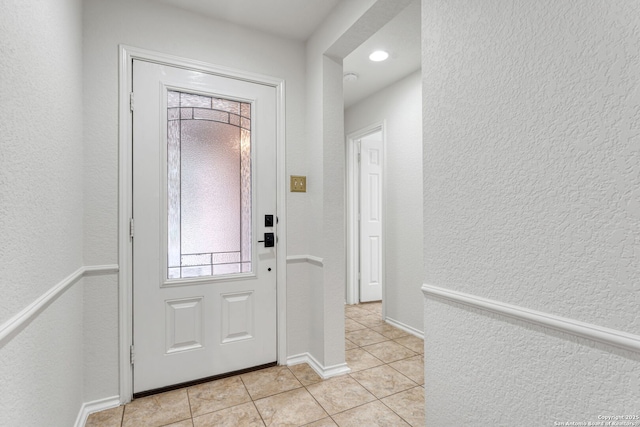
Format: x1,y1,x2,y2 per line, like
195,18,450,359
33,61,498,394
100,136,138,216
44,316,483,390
152,0,421,109
153,0,341,41
343,0,421,108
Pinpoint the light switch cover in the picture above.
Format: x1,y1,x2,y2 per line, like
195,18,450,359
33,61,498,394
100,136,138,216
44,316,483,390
290,175,306,192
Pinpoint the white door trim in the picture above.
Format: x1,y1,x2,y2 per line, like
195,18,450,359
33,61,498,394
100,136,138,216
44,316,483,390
118,45,287,403
346,122,386,308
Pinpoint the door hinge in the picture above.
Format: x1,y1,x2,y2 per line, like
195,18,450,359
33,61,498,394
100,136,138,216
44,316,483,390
129,92,134,112
129,218,134,239
130,345,135,365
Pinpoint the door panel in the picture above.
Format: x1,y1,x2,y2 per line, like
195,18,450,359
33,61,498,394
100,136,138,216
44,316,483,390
360,132,383,302
132,60,277,393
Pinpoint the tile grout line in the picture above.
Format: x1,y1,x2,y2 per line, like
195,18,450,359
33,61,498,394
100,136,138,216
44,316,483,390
377,396,414,427
343,311,421,426
299,376,337,426
185,385,194,426
95,302,423,427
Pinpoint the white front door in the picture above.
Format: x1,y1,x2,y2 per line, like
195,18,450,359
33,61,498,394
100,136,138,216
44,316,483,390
132,59,277,394
359,131,383,302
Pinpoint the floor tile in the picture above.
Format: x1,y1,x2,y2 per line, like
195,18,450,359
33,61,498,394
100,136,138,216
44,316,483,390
350,365,417,398
240,365,303,399
192,402,264,427
332,400,410,427
359,302,382,314
187,375,251,417
381,386,425,427
344,305,370,318
393,335,424,354
304,417,339,426
306,375,376,415
361,340,417,363
122,389,191,427
289,363,322,386
371,324,410,339
254,387,328,426
354,314,385,328
345,348,384,372
86,405,123,427
345,328,388,346
389,355,424,385
91,303,424,427
345,338,358,350
345,318,367,332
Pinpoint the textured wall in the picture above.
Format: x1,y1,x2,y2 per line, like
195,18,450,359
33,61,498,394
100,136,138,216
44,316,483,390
423,0,640,331
422,0,640,423
304,0,377,367
424,299,640,425
0,0,84,325
1,285,84,427
322,55,348,366
0,0,85,425
83,274,119,402
345,70,423,333
305,0,414,369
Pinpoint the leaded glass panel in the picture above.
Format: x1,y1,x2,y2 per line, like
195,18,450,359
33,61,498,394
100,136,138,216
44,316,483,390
167,90,252,279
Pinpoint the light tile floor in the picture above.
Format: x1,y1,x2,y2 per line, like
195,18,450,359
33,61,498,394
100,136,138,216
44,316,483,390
87,302,424,427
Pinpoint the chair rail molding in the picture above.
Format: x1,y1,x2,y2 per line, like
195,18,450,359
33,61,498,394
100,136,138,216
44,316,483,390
422,284,640,353
0,264,120,347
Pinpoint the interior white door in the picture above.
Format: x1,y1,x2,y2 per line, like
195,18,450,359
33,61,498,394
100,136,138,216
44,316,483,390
359,131,383,302
132,59,277,394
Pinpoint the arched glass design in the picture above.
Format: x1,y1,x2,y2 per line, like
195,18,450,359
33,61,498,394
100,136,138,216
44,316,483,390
166,90,252,279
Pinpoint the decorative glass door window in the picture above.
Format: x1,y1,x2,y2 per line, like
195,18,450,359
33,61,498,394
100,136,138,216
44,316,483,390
167,90,252,279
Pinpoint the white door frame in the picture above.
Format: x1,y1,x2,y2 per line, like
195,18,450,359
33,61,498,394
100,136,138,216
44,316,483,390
118,45,287,403
346,122,386,307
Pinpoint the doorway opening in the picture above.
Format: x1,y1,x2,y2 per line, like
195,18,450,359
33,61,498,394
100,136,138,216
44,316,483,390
347,123,385,306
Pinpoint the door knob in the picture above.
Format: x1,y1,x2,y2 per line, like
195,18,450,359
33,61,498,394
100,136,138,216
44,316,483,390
258,233,275,247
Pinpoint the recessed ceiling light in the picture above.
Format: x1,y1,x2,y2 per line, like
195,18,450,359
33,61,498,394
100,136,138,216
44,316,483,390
369,50,389,62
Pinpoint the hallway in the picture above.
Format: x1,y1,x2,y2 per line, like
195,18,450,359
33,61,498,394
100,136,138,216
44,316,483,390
86,302,425,426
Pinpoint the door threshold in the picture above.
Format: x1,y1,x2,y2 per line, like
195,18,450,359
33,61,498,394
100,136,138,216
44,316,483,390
133,361,278,399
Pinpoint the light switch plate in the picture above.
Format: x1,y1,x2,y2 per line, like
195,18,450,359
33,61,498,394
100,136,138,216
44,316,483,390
290,175,307,192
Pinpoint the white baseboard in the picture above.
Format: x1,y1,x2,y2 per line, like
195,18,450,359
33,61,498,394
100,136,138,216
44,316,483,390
74,395,121,427
385,317,424,339
287,353,351,379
